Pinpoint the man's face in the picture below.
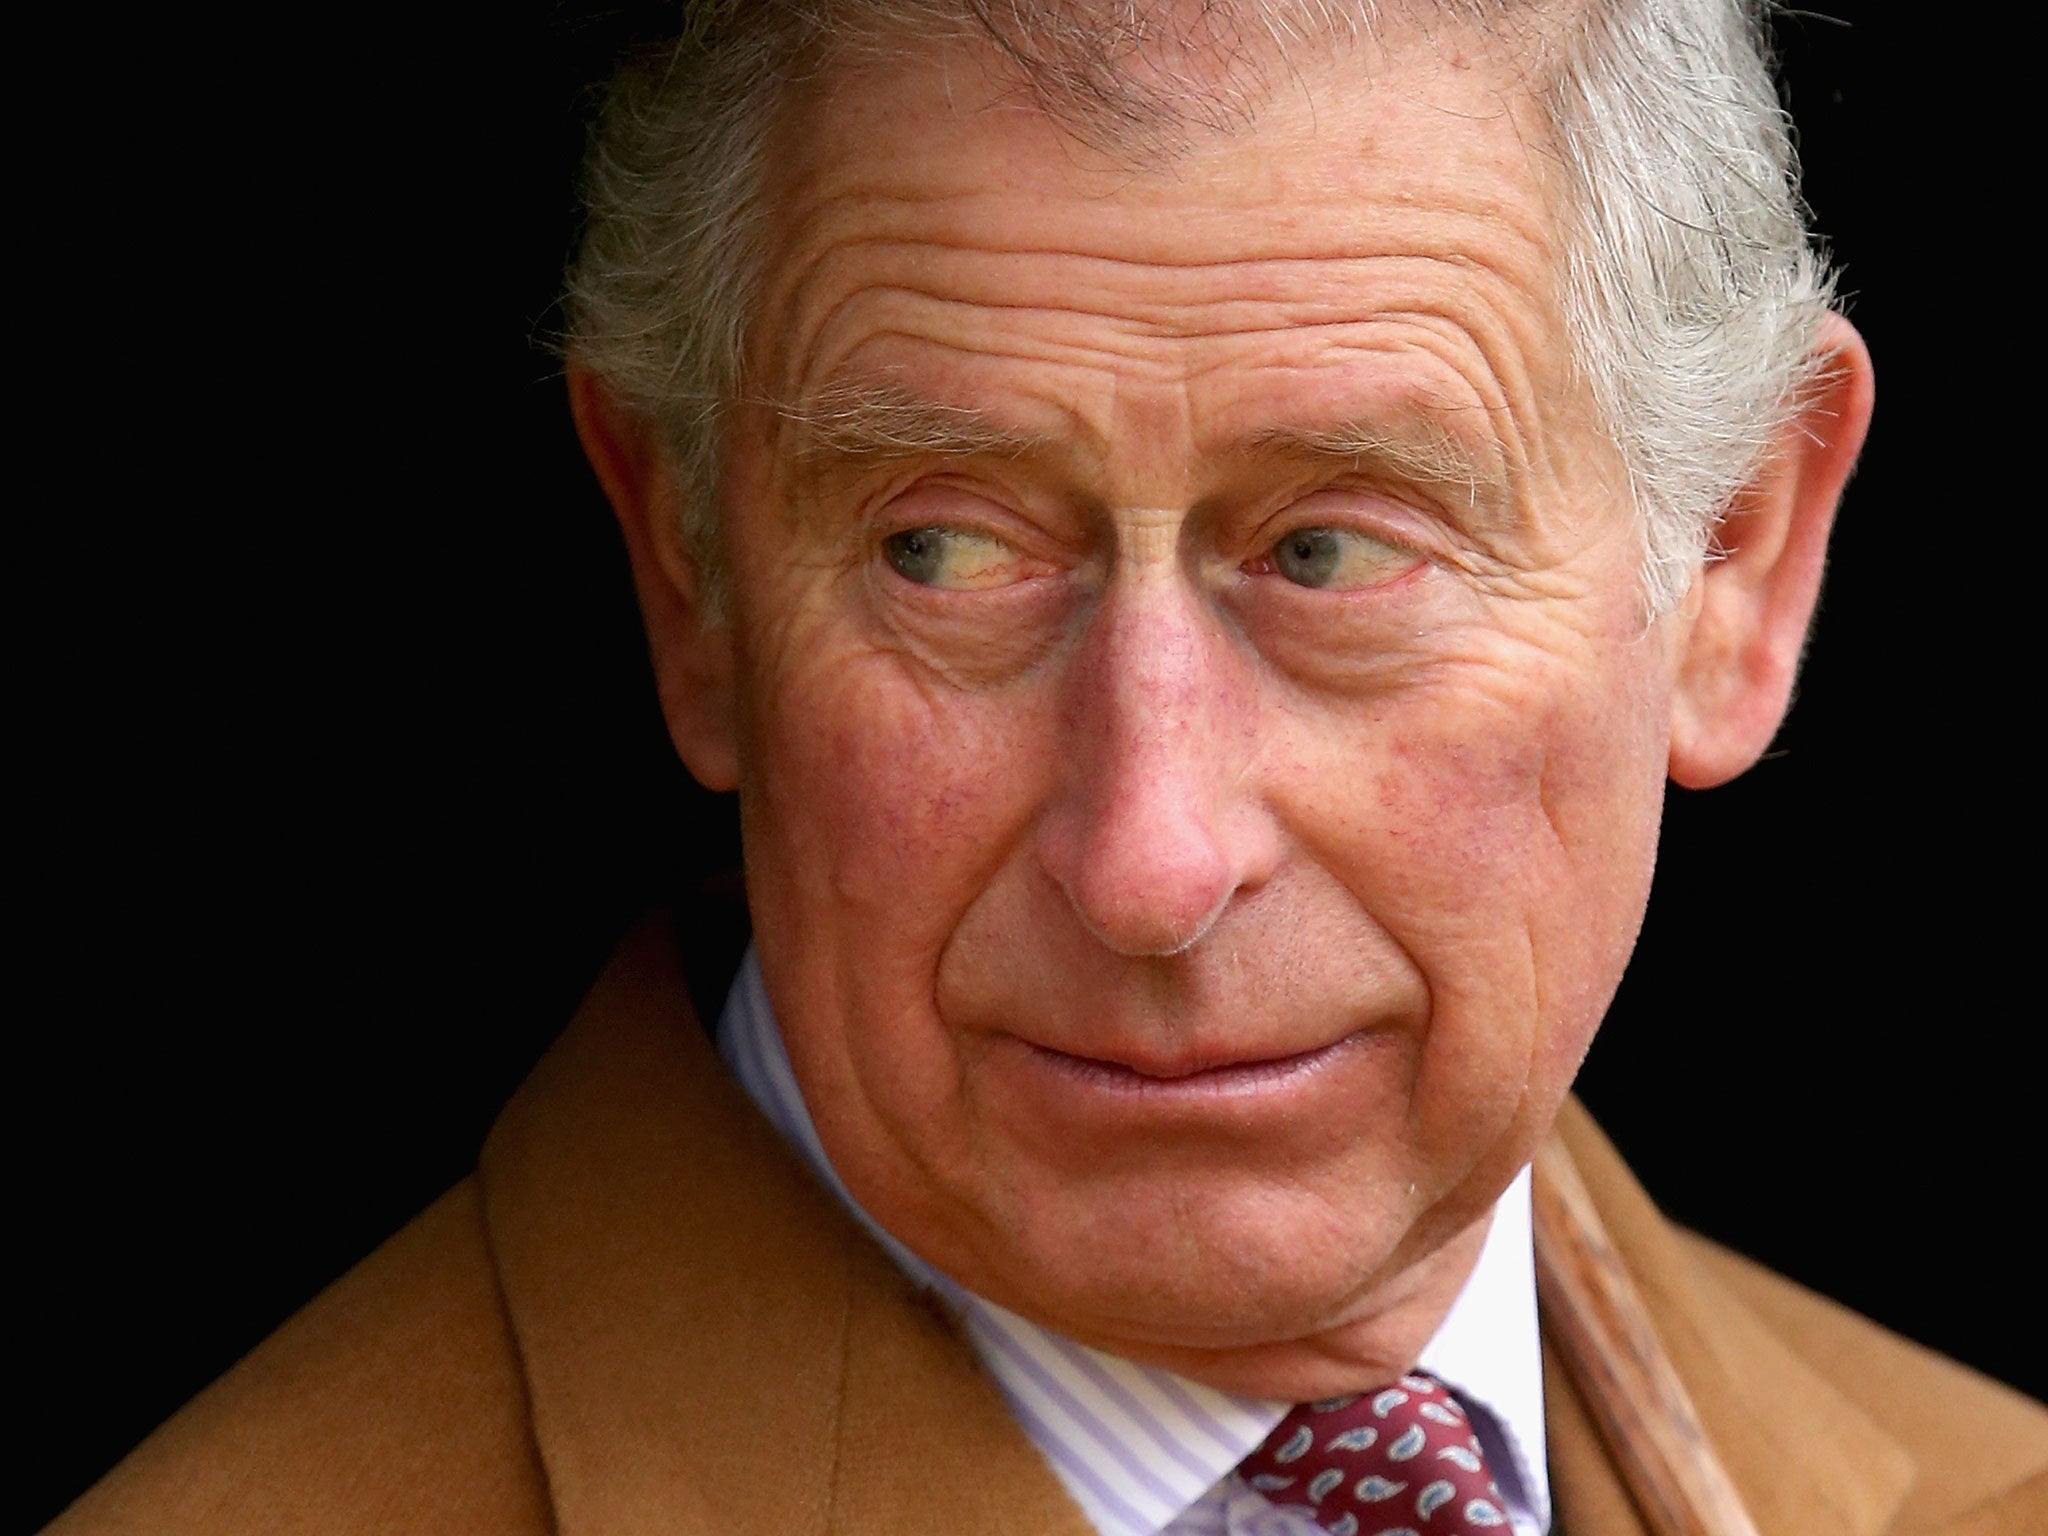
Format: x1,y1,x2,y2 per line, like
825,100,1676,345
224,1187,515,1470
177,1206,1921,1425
710,32,1680,1388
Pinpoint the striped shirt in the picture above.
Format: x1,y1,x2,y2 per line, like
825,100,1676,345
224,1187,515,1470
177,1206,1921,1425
717,946,1550,1536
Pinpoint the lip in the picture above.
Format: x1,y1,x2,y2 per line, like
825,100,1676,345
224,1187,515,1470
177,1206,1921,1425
1010,1029,1375,1100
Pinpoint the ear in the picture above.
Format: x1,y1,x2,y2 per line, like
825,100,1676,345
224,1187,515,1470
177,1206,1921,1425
1667,314,1875,789
568,365,740,792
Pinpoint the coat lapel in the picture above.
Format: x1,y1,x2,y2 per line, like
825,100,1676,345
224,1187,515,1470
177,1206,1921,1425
1545,1100,1916,1536
477,917,1091,1536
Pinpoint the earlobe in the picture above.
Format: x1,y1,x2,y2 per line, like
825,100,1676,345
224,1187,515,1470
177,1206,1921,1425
568,366,741,792
1667,314,1875,789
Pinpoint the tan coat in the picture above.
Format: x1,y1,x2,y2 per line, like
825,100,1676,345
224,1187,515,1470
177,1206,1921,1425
56,920,2048,1535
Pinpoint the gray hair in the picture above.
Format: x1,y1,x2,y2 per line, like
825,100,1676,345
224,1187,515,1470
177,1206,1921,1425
565,0,1837,614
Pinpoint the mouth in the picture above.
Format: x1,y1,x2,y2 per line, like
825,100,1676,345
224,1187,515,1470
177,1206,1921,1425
1017,1030,1373,1098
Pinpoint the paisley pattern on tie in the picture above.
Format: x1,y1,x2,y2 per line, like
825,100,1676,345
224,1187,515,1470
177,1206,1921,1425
1234,1372,1508,1536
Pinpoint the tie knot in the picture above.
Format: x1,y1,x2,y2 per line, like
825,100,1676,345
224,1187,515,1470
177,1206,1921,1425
1234,1371,1508,1536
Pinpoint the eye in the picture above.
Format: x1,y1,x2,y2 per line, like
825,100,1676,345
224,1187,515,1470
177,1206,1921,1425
882,526,1028,590
1265,527,1418,590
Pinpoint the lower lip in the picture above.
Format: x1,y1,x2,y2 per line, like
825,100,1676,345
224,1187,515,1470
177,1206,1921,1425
1004,1030,1379,1106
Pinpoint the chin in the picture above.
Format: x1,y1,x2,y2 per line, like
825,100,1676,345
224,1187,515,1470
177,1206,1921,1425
960,1173,1422,1353
871,1133,1517,1397
980,1234,1447,1402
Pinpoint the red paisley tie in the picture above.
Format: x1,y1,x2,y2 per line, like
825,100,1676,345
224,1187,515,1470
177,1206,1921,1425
1235,1372,1509,1536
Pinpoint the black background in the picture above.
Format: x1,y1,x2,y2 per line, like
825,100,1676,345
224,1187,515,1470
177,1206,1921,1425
22,8,2040,1529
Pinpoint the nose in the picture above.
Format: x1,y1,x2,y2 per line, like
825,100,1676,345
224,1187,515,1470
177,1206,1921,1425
1035,561,1279,956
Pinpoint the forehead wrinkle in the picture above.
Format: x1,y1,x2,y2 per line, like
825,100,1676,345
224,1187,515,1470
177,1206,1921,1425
785,237,1551,324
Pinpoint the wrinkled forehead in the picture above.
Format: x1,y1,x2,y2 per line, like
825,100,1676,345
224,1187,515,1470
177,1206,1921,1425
744,15,1578,425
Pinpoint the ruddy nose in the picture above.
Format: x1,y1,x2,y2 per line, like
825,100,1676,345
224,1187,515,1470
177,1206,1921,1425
1035,564,1278,956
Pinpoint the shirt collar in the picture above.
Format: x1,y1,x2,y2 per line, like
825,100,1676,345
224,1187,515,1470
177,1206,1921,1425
716,944,1548,1536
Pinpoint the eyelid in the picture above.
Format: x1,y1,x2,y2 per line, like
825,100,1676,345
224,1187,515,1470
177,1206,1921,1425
1247,489,1430,563
872,477,1089,571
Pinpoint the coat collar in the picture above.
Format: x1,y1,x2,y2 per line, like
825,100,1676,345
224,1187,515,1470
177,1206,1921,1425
1546,1099,1914,1536
479,916,1913,1536
477,916,1092,1536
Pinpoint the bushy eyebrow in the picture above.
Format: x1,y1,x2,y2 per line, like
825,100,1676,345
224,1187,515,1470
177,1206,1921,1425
1252,416,1514,520
782,377,1514,522
782,379,1051,463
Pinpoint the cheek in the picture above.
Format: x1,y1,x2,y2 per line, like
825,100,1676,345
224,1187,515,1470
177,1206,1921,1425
731,630,1071,1180
1292,631,1669,1153
739,632,1055,947
1306,630,1664,889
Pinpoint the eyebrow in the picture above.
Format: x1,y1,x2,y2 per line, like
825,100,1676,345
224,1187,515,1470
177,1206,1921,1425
783,377,1514,521
1251,416,1514,519
782,379,1051,463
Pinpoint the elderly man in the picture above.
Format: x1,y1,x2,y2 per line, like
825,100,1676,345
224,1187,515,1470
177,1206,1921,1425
57,2,2046,1534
